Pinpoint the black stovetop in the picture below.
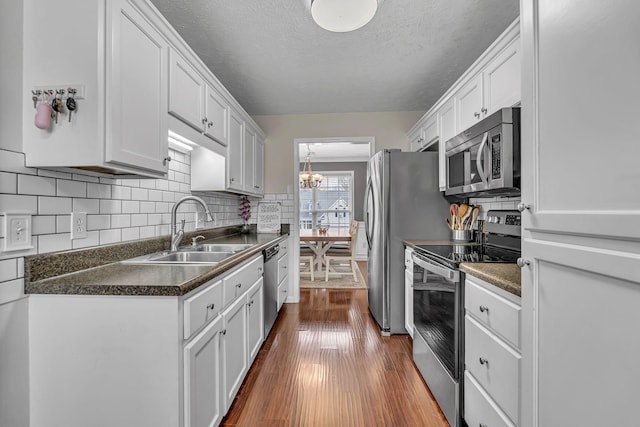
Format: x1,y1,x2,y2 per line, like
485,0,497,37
414,243,520,269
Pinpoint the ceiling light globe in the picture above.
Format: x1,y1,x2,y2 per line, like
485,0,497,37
310,0,379,32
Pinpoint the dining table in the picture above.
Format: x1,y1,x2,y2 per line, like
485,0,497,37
299,228,352,272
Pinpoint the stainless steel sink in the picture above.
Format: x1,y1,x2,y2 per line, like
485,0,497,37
189,243,255,253
123,251,232,265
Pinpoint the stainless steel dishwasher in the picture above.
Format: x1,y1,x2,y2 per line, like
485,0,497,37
263,243,280,337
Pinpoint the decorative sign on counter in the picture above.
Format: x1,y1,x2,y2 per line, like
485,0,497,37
257,202,282,233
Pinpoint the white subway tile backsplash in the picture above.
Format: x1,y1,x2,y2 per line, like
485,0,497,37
112,186,132,200
100,200,122,214
99,229,121,245
162,191,174,202
121,227,140,242
56,215,71,233
87,215,110,231
139,226,155,239
139,180,156,190
72,231,100,249
130,214,148,227
38,169,71,179
72,198,100,214
140,201,155,213
17,175,56,196
148,213,162,226
0,258,17,282
38,233,72,253
122,201,140,214
148,189,163,201
155,202,170,213
131,188,148,200
110,215,131,229
87,183,112,199
57,179,87,198
32,216,56,235
0,172,17,194
38,196,71,215
156,180,169,191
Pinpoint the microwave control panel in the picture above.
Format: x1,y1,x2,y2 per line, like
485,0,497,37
491,134,501,179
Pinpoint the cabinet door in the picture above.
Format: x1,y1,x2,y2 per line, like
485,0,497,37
520,0,640,241
221,295,247,411
184,315,223,427
247,279,264,363
168,49,205,132
204,85,229,146
105,0,169,174
437,98,456,191
483,37,521,115
456,74,484,132
227,109,244,191
408,128,423,152
421,115,438,149
243,125,256,193
253,138,264,195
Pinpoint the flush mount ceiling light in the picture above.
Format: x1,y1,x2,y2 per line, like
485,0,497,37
307,0,383,32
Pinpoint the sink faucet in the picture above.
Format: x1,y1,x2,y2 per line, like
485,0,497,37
170,196,215,252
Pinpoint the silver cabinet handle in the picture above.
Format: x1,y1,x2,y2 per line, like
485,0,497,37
202,117,208,125
479,357,489,366
163,156,172,165
517,202,532,212
206,303,215,310
481,107,487,114
207,121,213,128
221,329,226,335
517,258,531,268
479,305,489,313
236,283,242,288
474,112,480,118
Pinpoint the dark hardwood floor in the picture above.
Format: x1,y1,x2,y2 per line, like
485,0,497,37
222,264,448,427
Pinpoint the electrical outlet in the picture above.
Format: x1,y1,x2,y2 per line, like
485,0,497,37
3,214,33,252
70,212,87,240
195,212,204,230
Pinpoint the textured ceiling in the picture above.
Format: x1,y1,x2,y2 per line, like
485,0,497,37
150,0,519,115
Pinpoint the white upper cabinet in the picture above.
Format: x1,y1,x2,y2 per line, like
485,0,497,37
408,114,438,152
243,125,256,194
23,0,170,178
483,38,521,115
168,48,229,146
204,85,229,146
456,74,484,132
254,137,265,195
168,49,206,133
437,98,456,191
227,108,245,192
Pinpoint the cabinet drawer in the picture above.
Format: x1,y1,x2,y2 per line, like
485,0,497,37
277,281,288,310
183,279,223,339
465,315,520,424
465,277,521,348
464,371,515,427
277,255,289,284
223,255,263,307
278,239,288,258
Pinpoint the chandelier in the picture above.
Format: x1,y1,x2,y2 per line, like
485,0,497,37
299,144,323,188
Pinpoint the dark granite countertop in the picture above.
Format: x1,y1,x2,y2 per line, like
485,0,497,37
460,263,521,297
26,228,287,297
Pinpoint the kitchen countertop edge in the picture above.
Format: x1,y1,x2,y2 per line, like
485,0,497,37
459,263,521,297
26,234,288,297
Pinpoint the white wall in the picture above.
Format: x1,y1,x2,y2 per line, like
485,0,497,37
253,111,425,193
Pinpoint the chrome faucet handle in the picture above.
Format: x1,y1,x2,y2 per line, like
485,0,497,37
191,235,205,246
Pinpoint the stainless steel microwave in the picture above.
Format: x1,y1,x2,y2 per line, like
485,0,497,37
445,107,520,197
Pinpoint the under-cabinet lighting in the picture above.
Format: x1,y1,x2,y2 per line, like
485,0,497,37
167,130,196,153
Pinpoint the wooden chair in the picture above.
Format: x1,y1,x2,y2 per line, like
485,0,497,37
324,222,358,282
299,248,315,281
327,220,358,252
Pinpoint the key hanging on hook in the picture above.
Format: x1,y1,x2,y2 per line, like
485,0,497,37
66,88,77,122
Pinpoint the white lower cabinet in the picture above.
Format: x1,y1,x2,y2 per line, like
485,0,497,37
184,315,224,427
464,274,521,427
29,253,265,427
404,247,414,338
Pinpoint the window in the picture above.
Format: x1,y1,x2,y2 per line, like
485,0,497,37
299,171,353,230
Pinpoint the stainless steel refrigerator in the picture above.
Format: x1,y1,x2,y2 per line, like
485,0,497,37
364,149,450,335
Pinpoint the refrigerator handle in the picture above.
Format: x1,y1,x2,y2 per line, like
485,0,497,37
364,177,373,249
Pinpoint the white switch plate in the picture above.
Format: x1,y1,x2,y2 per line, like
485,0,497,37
3,213,34,252
71,212,88,240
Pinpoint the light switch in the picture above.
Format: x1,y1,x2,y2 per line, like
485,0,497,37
71,212,87,240
3,214,33,252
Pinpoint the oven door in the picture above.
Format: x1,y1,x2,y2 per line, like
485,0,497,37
412,253,461,380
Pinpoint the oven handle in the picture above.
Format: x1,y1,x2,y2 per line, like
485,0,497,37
412,253,460,282
475,132,489,186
